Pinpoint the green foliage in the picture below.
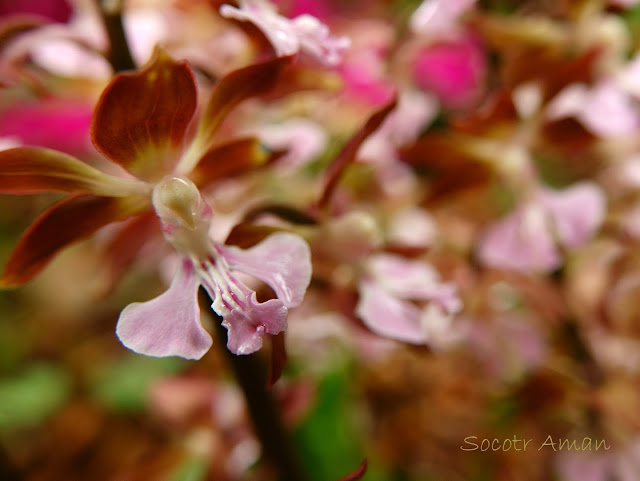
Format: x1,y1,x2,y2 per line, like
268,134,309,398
0,363,71,431
294,367,364,481
90,355,184,413
167,455,208,481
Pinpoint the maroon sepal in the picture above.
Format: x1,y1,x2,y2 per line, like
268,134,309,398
317,97,397,209
1,194,149,287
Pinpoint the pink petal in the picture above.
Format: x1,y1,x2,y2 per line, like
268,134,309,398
220,1,301,56
537,182,606,248
368,254,442,300
412,35,485,109
0,0,72,22
356,279,426,344
609,0,640,8
580,82,640,137
219,233,311,308
410,0,476,36
222,294,288,355
274,0,331,19
548,82,640,137
290,14,350,67
220,1,349,66
116,259,213,360
0,100,93,156
556,452,611,481
478,203,561,272
257,118,327,168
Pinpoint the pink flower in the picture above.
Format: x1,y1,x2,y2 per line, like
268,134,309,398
220,0,350,66
255,118,327,168
356,254,463,347
117,177,311,358
478,182,606,272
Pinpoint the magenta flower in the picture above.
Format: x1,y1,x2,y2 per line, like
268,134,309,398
412,34,486,109
0,0,72,23
0,50,311,358
0,99,93,156
356,254,463,347
220,0,350,66
478,182,606,272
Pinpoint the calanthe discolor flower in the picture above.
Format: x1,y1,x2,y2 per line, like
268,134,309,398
356,254,463,347
0,49,312,358
220,0,350,66
478,182,606,272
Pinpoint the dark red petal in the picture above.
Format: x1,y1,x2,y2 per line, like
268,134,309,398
224,222,280,249
189,137,282,188
243,204,317,225
317,97,397,209
336,459,368,481
399,133,494,203
91,48,197,182
0,147,145,195
1,194,150,287
180,56,292,171
101,211,159,294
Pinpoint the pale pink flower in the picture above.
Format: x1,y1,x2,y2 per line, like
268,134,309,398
116,177,311,358
387,208,438,248
220,0,350,66
546,81,640,137
359,89,437,164
6,7,179,79
609,0,640,8
410,0,477,38
557,440,640,481
256,118,327,168
479,182,606,272
356,254,463,347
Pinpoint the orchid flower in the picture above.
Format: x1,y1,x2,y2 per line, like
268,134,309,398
546,81,640,138
356,254,463,348
220,0,350,66
0,49,311,358
478,182,606,272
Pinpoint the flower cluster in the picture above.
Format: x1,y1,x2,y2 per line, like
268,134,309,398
2,0,640,480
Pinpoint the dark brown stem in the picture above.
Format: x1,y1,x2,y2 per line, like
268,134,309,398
200,289,310,481
93,0,135,73
0,440,22,481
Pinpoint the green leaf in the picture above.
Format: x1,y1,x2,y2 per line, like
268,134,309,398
294,367,364,481
90,355,184,413
0,363,71,431
167,455,208,481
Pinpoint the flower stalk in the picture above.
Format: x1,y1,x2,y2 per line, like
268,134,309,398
93,0,136,72
203,289,310,481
